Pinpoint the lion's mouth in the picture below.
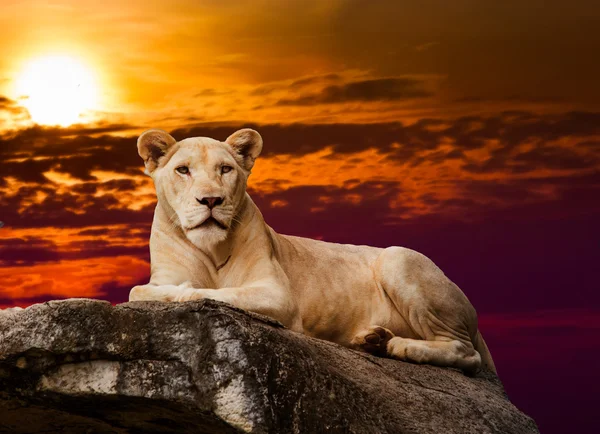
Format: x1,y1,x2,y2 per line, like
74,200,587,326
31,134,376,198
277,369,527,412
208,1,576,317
187,216,227,231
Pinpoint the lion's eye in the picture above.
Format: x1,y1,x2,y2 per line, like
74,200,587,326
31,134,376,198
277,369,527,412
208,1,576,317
221,165,233,174
176,166,189,175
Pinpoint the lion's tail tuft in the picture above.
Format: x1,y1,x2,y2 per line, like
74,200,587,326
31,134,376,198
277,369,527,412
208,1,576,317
474,330,497,374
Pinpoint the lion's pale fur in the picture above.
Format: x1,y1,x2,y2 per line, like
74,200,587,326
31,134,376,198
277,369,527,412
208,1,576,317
131,128,496,374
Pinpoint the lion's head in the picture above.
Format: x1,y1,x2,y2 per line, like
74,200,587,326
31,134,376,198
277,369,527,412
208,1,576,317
137,128,262,248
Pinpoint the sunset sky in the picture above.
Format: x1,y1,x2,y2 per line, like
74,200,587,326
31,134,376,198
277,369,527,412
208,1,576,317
0,1,599,432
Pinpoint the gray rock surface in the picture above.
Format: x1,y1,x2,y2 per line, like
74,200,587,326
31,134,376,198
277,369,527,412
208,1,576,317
0,299,539,433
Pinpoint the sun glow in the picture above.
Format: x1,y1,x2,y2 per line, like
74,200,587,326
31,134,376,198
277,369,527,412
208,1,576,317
15,55,99,126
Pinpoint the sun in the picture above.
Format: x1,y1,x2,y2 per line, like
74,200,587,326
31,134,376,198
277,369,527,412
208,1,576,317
15,55,99,127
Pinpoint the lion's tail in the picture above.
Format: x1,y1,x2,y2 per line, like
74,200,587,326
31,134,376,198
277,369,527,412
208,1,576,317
474,330,497,374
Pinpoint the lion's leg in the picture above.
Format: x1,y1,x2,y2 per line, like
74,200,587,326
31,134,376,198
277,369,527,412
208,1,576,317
352,325,481,374
175,285,303,332
368,246,492,374
386,335,481,374
129,283,190,302
130,282,302,331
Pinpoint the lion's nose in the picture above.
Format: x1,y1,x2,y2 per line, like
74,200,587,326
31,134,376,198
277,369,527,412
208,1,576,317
197,196,224,209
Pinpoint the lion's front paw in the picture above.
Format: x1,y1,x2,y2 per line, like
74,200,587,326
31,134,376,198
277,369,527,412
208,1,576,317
352,326,395,356
129,285,148,302
175,288,210,302
129,284,178,302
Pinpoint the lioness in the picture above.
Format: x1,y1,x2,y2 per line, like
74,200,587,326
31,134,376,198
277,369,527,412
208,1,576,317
130,128,496,375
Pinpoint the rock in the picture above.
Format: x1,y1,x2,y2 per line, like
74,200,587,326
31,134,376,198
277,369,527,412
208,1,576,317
0,299,538,433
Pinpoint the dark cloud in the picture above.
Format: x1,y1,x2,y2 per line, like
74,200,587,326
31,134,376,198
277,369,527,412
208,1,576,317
0,235,150,266
2,111,599,191
0,130,142,186
249,84,280,97
512,146,598,171
77,228,112,236
463,139,600,174
76,227,151,239
453,95,567,104
42,123,140,137
0,237,60,266
289,73,341,89
250,170,600,243
0,112,598,239
174,111,600,164
71,179,140,195
249,180,409,241
62,244,149,261
0,96,18,110
249,73,342,96
0,159,57,185
276,78,432,105
0,122,137,145
0,95,29,119
0,188,155,229
194,88,232,98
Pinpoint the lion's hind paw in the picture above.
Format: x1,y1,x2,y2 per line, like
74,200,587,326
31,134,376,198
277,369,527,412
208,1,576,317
352,325,394,356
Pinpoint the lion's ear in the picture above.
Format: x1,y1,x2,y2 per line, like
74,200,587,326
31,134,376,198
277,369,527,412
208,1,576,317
137,129,177,174
225,128,263,171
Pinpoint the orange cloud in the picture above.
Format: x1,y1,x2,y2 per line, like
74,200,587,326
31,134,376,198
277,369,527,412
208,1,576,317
0,255,149,307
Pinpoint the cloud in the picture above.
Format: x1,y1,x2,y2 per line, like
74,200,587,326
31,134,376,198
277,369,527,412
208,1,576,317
0,111,598,237
0,95,30,126
0,228,150,267
172,111,600,162
0,96,25,114
2,111,597,187
0,255,149,301
289,73,342,89
0,192,155,229
248,180,408,241
513,145,597,171
0,237,60,266
275,77,432,105
249,73,343,96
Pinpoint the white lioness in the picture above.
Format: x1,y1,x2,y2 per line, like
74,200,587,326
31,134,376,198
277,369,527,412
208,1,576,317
130,128,496,375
